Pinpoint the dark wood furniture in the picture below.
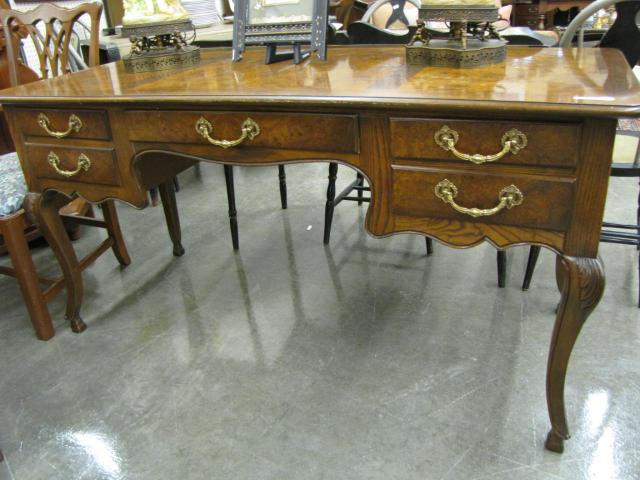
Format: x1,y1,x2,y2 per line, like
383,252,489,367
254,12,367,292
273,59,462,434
512,0,592,29
1,46,638,452
223,164,287,250
0,2,131,340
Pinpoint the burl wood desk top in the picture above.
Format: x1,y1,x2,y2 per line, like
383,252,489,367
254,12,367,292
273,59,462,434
1,46,639,453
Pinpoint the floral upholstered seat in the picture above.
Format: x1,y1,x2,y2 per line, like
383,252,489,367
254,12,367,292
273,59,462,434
0,152,28,217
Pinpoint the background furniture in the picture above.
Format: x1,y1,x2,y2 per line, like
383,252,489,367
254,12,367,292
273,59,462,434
510,0,592,29
0,1,131,339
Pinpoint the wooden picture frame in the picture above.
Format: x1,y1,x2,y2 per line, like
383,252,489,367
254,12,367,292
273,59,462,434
232,0,328,64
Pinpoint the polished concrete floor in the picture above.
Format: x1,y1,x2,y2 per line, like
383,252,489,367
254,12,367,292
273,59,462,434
1,137,639,479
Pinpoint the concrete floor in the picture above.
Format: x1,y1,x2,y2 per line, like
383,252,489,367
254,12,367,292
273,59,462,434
1,137,639,480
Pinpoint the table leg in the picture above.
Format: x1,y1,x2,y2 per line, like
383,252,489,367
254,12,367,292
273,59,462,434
35,191,86,333
545,255,604,453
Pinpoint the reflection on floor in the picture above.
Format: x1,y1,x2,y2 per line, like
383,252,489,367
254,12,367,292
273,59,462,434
1,136,639,479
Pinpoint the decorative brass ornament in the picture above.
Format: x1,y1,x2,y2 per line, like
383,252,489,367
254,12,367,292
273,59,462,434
47,151,91,178
405,6,506,68
195,117,261,149
434,179,523,217
434,126,528,164
37,113,82,139
122,19,200,73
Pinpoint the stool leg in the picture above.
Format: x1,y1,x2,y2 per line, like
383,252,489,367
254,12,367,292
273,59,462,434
323,162,338,245
356,172,364,205
149,187,159,207
224,165,239,251
523,246,541,291
3,213,55,340
158,181,185,257
278,165,287,209
497,250,507,288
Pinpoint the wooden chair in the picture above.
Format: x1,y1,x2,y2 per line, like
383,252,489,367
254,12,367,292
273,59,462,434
0,2,131,339
516,0,640,305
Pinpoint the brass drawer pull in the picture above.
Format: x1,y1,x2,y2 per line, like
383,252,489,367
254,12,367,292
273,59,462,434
47,151,91,178
37,113,82,139
195,117,260,148
434,179,523,217
434,126,527,164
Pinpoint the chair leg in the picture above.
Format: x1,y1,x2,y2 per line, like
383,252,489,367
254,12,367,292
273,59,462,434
497,250,507,288
425,237,433,256
356,172,364,205
158,181,185,257
224,165,239,251
3,213,55,340
278,165,287,209
323,162,338,245
522,246,542,291
100,200,131,266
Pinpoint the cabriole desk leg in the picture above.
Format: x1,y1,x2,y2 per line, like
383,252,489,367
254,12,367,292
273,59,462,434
545,255,605,453
35,191,86,333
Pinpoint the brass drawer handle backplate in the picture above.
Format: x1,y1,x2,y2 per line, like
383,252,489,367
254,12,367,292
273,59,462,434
434,179,523,217
47,151,91,178
37,113,82,139
195,117,260,148
434,126,527,164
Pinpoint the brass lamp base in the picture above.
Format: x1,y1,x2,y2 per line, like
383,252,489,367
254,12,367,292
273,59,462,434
406,38,506,68
123,45,200,73
122,19,200,73
405,5,506,68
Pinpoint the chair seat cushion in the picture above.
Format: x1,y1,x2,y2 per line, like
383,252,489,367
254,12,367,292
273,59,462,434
0,152,28,217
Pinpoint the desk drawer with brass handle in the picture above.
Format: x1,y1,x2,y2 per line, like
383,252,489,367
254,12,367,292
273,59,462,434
389,118,580,168
14,109,111,141
125,111,359,153
25,145,121,186
391,166,575,231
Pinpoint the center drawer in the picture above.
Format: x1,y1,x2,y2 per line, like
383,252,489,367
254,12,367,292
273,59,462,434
392,166,575,231
390,118,581,168
125,111,359,153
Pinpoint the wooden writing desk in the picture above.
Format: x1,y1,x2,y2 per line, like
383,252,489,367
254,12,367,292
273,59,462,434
1,46,639,452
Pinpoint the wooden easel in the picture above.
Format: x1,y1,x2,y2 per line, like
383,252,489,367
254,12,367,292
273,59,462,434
264,42,310,65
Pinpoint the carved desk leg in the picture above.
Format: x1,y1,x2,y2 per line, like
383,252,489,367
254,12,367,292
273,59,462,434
545,255,605,453
35,191,86,333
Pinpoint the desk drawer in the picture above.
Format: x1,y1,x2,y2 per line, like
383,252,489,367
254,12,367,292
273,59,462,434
14,109,111,141
125,111,359,153
390,118,580,168
391,166,575,231
26,145,121,186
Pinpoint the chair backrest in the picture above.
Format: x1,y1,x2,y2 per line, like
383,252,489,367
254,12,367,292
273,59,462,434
361,0,419,29
0,2,102,87
559,0,640,68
